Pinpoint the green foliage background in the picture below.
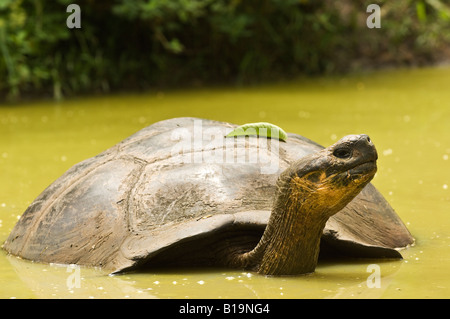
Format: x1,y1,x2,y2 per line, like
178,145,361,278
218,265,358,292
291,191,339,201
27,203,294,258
0,0,449,100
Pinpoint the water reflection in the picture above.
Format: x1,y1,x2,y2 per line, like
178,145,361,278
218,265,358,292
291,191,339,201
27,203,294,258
6,255,157,299
6,253,403,299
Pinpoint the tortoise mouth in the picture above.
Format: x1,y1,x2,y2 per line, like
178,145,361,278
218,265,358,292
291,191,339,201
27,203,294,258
346,160,377,180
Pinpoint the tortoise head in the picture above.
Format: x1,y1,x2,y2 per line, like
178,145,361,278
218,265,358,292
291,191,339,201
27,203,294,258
283,134,378,218
246,134,379,275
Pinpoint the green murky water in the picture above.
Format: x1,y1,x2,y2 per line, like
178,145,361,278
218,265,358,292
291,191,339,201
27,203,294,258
1,67,449,299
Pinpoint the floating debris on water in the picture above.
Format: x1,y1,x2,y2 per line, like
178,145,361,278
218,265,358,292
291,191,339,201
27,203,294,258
298,111,311,119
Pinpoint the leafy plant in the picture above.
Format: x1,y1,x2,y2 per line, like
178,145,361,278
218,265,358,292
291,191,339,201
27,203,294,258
0,0,448,101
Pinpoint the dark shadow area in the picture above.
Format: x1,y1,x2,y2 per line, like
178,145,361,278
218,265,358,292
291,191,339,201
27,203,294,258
119,223,403,276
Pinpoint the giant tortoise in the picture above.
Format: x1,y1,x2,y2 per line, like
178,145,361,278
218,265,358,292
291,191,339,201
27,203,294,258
3,117,414,275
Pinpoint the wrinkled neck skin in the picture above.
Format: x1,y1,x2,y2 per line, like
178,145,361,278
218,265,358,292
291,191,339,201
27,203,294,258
229,159,362,276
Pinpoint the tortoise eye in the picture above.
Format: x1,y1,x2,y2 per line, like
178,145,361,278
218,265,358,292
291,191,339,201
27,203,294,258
333,147,352,159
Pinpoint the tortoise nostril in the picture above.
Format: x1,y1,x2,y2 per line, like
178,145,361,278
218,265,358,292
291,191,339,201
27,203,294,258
360,134,372,145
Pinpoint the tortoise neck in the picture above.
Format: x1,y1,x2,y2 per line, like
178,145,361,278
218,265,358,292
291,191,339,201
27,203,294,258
232,165,330,275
